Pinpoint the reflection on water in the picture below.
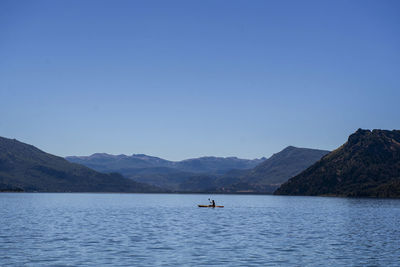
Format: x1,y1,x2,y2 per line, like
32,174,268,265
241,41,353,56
0,193,399,266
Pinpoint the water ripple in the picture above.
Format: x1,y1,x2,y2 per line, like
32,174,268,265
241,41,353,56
1,193,400,266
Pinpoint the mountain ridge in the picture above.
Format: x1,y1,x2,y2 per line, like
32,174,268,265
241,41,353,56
66,153,265,175
275,129,400,197
67,146,329,193
216,146,330,193
0,136,161,192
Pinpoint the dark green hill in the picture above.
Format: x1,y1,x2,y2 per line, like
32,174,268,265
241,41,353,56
275,129,400,197
0,137,160,192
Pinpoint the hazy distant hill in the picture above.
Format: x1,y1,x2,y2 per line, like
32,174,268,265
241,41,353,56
0,137,159,192
66,154,265,174
65,153,171,172
66,147,329,193
66,153,265,190
217,146,330,193
275,129,400,197
175,156,266,174
124,168,201,191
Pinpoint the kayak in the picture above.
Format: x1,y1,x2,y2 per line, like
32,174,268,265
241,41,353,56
198,205,224,208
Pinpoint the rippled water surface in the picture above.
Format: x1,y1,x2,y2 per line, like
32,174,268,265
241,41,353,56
1,193,399,266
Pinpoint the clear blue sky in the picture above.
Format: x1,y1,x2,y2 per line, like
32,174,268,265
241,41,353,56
1,0,399,160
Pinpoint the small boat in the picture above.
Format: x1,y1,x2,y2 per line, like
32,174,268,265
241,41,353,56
198,205,224,208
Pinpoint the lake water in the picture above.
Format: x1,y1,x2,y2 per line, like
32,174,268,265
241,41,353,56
0,193,399,266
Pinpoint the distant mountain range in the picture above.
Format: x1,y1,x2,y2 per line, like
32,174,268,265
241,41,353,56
0,137,160,192
8,129,399,197
66,154,265,174
66,153,266,191
67,147,329,193
275,129,400,197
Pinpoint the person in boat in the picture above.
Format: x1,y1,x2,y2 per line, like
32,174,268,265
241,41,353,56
211,199,216,207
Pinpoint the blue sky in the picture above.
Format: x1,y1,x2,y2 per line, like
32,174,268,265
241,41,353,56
1,0,399,160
